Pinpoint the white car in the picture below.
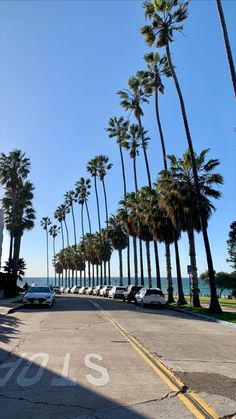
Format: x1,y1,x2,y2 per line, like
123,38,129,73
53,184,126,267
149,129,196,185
135,288,166,308
70,285,81,294
79,286,88,294
23,286,55,307
93,286,102,296
99,285,113,297
60,286,66,293
108,286,127,299
85,287,93,295
64,287,70,294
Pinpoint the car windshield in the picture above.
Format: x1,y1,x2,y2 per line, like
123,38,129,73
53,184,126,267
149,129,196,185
131,287,142,292
146,289,164,296
116,287,126,290
28,287,51,293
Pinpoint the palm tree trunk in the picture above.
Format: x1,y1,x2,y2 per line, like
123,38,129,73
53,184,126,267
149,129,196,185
92,264,95,287
60,221,64,249
139,238,144,286
119,144,131,285
118,248,123,286
8,233,14,271
100,263,103,286
187,226,201,308
166,43,221,313
137,116,152,188
80,270,82,286
104,261,107,285
154,241,161,288
71,203,77,246
165,243,175,303
85,201,92,233
102,179,111,284
216,0,236,97
12,234,22,287
133,236,138,285
46,229,49,286
94,177,101,232
155,89,167,167
64,220,69,247
96,264,99,286
174,236,187,305
53,237,56,286
88,261,91,287
145,241,152,288
81,204,84,237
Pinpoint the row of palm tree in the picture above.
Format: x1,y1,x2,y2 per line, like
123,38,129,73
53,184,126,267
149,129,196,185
41,0,229,313
0,150,35,290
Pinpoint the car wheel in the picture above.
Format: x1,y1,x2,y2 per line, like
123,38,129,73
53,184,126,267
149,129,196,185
113,295,115,299
127,299,131,304
141,301,146,308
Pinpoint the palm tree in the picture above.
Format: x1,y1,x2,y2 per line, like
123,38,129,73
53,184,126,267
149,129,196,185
141,0,222,312
126,124,147,285
118,81,161,286
87,158,102,232
216,0,236,97
158,149,223,308
106,116,131,284
4,257,27,282
107,216,128,286
54,204,69,247
0,150,31,276
64,190,77,246
49,224,60,285
3,180,35,285
75,177,93,284
139,51,185,304
97,155,113,284
40,217,52,285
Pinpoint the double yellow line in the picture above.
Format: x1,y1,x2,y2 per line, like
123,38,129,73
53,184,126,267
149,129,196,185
90,300,220,419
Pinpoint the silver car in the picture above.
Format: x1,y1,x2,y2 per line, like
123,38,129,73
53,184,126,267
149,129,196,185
23,286,55,307
135,288,166,308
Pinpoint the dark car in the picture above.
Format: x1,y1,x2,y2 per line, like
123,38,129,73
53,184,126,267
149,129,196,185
123,285,143,303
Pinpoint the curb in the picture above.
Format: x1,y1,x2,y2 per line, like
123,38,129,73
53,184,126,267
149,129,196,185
167,306,236,329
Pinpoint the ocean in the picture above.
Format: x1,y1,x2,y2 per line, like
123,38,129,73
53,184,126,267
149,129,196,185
20,276,217,297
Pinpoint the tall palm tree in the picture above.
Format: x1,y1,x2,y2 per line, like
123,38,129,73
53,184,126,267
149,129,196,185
0,150,31,274
141,0,221,312
106,116,131,283
216,0,236,97
54,204,69,247
49,224,60,285
64,190,77,246
139,51,186,304
75,177,93,284
87,158,103,281
118,81,161,287
97,155,113,284
40,217,52,285
126,124,147,285
158,149,223,308
107,215,128,286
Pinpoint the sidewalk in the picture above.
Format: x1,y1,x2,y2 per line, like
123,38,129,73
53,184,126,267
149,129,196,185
0,295,23,315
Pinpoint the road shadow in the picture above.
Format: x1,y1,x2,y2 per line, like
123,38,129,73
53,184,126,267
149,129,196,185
0,345,150,419
0,315,24,345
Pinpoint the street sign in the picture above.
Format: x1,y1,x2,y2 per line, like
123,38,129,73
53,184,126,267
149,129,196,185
187,265,192,274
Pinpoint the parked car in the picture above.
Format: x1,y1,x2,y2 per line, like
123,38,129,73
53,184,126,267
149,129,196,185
85,287,93,295
23,286,55,307
79,286,88,294
64,287,71,294
93,285,102,296
52,286,61,295
123,285,143,303
135,288,166,308
99,285,113,297
60,286,66,293
109,286,127,299
70,285,81,294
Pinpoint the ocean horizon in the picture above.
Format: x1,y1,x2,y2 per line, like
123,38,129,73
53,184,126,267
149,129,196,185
19,276,222,297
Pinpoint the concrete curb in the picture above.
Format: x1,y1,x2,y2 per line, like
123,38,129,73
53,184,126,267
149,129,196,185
167,306,236,329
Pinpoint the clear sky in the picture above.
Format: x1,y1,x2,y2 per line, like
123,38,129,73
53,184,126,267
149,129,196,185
0,0,235,278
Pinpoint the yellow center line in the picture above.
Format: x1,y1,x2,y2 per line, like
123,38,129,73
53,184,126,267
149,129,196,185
89,300,220,419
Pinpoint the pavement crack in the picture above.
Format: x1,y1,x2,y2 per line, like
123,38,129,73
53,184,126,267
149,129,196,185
0,393,96,412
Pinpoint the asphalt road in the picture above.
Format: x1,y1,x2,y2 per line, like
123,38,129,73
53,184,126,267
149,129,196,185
0,294,236,419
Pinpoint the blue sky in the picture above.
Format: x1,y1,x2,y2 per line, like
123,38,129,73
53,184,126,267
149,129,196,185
0,0,235,278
